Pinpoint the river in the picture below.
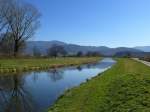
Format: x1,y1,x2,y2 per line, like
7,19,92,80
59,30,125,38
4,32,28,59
0,58,115,112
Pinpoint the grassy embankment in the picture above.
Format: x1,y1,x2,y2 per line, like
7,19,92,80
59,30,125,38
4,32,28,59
49,58,150,112
0,57,100,73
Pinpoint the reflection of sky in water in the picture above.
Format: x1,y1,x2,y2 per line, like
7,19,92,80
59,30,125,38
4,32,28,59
0,58,115,112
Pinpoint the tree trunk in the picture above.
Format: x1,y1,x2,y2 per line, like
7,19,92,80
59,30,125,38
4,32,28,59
14,40,19,57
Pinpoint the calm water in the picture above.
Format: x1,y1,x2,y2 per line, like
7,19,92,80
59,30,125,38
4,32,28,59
0,58,115,112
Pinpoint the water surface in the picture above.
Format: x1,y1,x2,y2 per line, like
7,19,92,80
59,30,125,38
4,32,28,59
0,58,115,112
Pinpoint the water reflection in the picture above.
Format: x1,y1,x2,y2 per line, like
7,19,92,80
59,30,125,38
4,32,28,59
0,58,116,112
0,74,34,112
47,69,64,82
76,66,83,71
32,72,39,83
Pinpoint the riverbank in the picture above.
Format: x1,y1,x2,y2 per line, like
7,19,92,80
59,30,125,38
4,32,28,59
49,58,150,112
0,57,100,73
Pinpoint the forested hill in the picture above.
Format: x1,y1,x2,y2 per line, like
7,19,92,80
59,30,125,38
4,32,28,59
24,40,144,56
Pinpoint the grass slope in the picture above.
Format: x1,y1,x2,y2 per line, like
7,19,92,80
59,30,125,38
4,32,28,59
49,58,150,112
0,57,100,73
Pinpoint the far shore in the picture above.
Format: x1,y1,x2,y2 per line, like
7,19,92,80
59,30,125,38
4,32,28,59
0,57,101,74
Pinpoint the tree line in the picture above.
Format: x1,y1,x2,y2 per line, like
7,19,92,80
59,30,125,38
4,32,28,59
33,44,101,58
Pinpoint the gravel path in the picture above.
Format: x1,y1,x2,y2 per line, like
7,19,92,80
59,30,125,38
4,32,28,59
133,58,150,67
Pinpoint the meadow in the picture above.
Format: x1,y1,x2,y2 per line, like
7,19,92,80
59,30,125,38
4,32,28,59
0,57,100,73
49,58,150,112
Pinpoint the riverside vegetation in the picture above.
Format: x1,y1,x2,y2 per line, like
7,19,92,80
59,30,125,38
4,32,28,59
0,57,100,73
49,58,150,112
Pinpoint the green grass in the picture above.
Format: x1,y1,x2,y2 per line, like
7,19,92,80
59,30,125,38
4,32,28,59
49,58,150,112
0,57,100,73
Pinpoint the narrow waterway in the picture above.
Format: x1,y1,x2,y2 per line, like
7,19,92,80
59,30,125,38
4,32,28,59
0,58,115,112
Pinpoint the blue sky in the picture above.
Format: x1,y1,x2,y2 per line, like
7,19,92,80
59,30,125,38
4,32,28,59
26,0,150,47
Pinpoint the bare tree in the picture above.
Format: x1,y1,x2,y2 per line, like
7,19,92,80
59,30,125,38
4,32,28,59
0,0,8,33
85,51,101,57
76,51,83,57
47,45,67,57
0,32,14,56
0,0,41,56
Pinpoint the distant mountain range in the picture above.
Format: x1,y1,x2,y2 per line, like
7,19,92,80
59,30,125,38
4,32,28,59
134,46,150,52
24,40,149,56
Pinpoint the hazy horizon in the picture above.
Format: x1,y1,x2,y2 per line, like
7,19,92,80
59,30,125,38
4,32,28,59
27,40,150,48
26,0,150,47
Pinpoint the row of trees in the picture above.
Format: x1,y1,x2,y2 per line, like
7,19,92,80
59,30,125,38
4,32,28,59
33,44,67,57
0,0,41,57
33,44,101,57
